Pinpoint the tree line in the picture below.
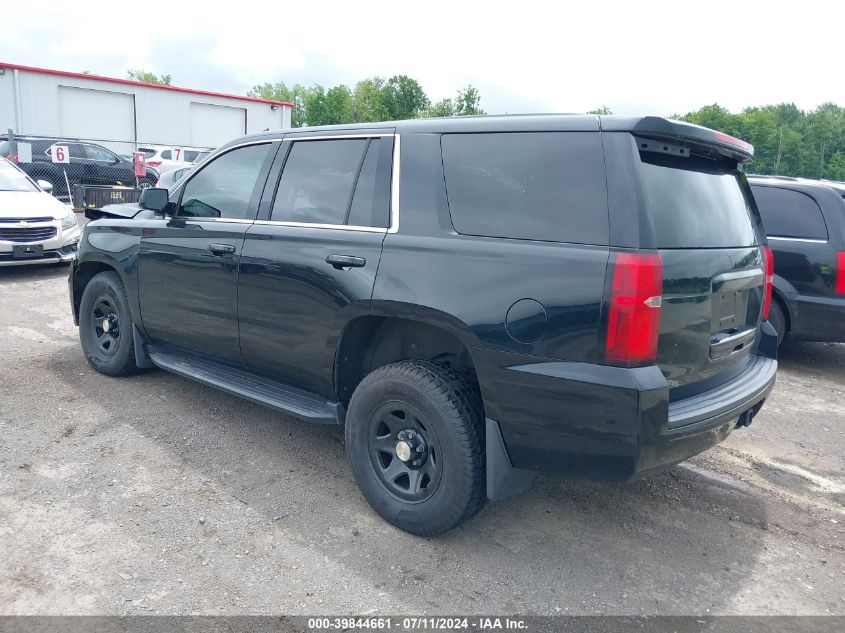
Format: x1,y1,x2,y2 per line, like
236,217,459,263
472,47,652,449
673,103,845,181
124,69,844,180
248,75,484,128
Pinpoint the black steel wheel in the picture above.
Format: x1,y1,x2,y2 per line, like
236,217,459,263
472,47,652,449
90,294,121,356
367,401,443,503
79,271,139,377
346,360,486,536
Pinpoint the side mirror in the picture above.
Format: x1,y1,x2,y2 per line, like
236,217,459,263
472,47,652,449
139,187,170,213
37,179,53,193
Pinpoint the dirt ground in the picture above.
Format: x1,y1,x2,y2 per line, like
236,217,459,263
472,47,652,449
0,263,843,616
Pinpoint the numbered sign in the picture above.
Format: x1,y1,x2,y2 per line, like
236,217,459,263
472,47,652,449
171,147,184,161
50,145,70,164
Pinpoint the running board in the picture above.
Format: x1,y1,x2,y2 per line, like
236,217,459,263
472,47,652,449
147,350,344,424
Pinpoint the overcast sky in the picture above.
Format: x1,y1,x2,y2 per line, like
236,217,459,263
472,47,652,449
2,0,841,116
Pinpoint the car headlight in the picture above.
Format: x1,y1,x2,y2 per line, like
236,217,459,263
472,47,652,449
61,207,78,230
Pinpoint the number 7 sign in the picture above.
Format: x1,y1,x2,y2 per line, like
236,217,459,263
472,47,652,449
51,145,70,164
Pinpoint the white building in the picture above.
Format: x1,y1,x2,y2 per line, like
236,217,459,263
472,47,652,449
0,62,293,150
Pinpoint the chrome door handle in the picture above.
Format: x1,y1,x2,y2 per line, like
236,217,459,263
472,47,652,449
326,254,366,269
207,243,236,256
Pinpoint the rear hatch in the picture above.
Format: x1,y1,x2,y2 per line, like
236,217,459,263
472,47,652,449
634,133,766,392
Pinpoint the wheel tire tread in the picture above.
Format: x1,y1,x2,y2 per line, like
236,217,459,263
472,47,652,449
79,271,139,377
347,360,486,536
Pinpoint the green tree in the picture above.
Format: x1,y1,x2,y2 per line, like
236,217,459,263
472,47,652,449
249,75,486,126
382,75,430,120
350,77,389,123
454,85,484,116
419,85,484,118
127,69,171,85
422,98,455,118
248,81,309,127
323,85,353,125
588,106,613,115
674,102,845,179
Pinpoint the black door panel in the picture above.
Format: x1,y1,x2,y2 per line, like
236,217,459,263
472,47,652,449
136,141,277,363
238,226,385,396
139,220,250,364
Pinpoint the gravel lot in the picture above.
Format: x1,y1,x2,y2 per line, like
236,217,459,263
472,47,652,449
0,261,843,616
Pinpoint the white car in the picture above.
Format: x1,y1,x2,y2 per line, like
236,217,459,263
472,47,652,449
0,157,81,266
138,145,210,172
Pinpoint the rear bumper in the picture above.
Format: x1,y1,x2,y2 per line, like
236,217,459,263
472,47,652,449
791,294,845,343
475,344,777,483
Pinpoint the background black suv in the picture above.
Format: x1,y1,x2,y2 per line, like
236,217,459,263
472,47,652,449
70,116,777,535
749,176,845,345
0,135,159,198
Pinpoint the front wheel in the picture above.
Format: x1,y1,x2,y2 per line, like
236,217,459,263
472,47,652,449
345,361,486,536
78,271,139,376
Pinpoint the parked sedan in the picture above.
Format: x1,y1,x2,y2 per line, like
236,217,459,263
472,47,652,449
0,135,159,199
0,157,81,266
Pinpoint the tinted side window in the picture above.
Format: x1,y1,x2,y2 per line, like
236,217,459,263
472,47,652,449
271,139,368,225
751,186,828,240
441,132,608,244
161,150,172,159
178,143,272,219
347,138,391,228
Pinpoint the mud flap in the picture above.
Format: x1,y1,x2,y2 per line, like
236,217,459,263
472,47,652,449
133,325,156,369
486,418,537,501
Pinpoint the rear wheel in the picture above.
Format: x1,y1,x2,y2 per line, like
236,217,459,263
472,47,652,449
769,299,788,346
79,271,139,376
345,361,486,536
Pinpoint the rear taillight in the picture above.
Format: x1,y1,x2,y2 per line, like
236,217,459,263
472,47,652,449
148,160,162,167
836,252,845,294
762,246,774,320
605,252,663,366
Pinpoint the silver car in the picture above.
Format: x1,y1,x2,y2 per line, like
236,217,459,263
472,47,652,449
0,157,81,266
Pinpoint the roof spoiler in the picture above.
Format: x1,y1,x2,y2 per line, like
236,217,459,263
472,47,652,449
600,116,755,163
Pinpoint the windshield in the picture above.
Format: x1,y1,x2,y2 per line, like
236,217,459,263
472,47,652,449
638,152,760,248
0,159,38,192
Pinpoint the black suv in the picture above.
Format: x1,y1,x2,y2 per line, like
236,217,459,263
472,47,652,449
69,116,778,535
0,135,158,197
748,176,845,345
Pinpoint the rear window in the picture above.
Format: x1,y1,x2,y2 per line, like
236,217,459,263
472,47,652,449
638,152,759,248
751,186,828,240
441,132,609,245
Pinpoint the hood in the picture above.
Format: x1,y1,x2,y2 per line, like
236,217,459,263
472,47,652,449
0,190,71,220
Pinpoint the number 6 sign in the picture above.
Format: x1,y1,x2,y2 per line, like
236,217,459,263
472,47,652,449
50,145,70,164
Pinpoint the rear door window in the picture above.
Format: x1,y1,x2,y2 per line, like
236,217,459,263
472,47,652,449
271,137,391,228
440,132,609,245
638,152,759,248
751,186,828,240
